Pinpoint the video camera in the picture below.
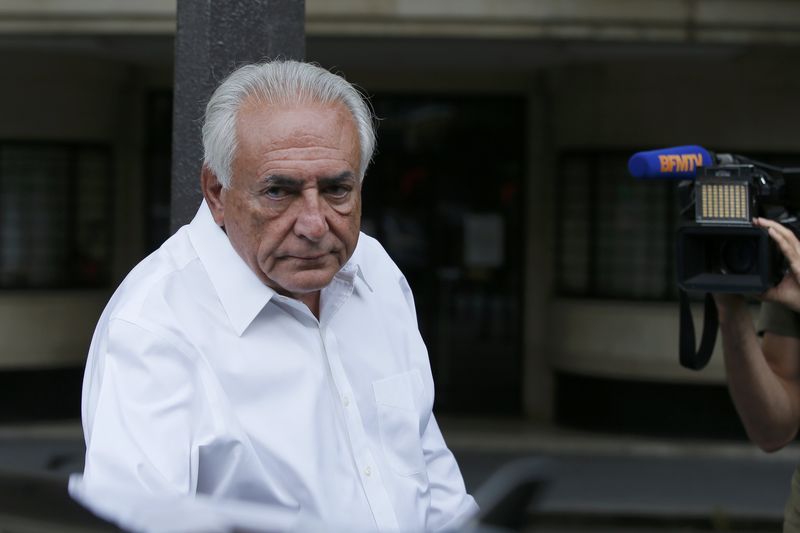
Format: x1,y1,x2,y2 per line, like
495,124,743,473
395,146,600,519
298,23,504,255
628,145,800,369
629,145,800,294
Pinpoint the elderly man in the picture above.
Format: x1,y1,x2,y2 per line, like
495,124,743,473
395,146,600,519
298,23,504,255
74,60,477,531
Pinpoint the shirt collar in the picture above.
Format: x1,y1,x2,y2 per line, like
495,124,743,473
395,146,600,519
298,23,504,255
356,265,372,292
187,200,276,336
339,237,373,293
187,201,374,334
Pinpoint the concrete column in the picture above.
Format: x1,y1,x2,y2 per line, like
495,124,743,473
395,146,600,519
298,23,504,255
171,0,305,232
523,71,556,421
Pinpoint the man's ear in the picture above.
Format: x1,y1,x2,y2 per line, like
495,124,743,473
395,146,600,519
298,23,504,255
201,166,226,227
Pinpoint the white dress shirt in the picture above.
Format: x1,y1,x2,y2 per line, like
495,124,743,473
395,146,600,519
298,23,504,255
76,201,477,532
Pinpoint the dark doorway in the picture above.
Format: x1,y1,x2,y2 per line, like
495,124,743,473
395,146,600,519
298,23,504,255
363,94,526,415
144,90,173,253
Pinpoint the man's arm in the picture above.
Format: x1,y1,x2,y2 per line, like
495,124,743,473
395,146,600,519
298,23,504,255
420,414,479,531
395,272,479,528
77,318,309,532
82,318,206,495
717,295,800,451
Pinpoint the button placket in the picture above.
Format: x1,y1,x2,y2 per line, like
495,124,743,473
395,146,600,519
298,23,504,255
320,326,399,529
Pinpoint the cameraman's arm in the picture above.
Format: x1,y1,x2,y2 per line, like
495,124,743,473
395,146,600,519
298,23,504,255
717,295,800,452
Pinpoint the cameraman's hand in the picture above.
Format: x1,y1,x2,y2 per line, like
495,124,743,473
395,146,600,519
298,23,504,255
754,217,800,313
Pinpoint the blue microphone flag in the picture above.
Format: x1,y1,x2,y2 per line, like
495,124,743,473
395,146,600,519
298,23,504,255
628,145,713,180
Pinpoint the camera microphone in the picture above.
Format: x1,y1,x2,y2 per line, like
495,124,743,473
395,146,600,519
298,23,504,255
628,145,714,180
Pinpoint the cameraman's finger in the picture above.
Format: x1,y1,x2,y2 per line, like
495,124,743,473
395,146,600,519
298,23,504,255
755,216,782,232
755,217,799,244
754,219,800,282
769,231,800,282
755,218,800,255
760,227,800,282
767,227,800,269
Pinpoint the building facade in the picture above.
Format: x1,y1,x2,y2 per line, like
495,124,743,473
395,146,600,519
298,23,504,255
2,0,800,434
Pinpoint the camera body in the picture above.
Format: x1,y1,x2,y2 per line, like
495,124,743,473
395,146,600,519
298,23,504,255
676,162,797,293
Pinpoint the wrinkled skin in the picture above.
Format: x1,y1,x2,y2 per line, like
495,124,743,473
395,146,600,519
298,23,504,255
202,99,362,317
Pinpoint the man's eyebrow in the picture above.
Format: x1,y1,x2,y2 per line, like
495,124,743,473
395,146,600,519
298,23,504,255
259,171,355,187
260,175,302,187
318,171,356,186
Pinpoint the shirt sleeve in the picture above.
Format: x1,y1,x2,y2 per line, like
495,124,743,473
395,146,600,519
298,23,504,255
757,301,800,338
398,267,479,529
420,414,479,530
82,317,211,497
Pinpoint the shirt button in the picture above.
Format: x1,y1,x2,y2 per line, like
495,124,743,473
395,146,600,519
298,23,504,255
343,395,350,407
364,466,372,477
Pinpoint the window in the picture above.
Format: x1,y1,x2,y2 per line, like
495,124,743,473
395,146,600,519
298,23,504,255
555,151,677,300
0,143,112,288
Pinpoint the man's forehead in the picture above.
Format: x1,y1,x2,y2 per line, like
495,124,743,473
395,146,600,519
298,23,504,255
238,97,351,124
236,100,357,148
229,96,362,186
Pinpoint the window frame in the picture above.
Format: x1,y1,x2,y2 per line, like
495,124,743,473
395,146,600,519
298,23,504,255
0,140,114,290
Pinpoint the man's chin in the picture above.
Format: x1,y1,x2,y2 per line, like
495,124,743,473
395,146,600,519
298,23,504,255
270,271,338,296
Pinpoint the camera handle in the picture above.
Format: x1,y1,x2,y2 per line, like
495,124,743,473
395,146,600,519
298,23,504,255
679,290,718,370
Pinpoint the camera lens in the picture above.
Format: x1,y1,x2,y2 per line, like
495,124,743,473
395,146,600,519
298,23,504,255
720,237,757,275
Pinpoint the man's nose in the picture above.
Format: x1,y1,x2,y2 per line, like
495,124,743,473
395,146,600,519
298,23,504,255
294,193,329,241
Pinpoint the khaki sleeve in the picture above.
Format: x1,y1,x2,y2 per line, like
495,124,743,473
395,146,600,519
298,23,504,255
757,301,800,338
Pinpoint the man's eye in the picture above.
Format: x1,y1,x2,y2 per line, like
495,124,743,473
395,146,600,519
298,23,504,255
264,187,288,199
325,185,351,199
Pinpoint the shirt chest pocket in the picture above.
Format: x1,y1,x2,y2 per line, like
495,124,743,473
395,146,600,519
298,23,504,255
372,370,426,477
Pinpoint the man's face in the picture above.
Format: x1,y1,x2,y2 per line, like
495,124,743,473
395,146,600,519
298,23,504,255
206,99,362,299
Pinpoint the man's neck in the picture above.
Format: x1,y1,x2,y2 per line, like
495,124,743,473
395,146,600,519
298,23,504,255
297,291,321,319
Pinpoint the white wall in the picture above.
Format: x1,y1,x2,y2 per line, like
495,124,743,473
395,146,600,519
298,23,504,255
0,52,125,140
550,52,800,151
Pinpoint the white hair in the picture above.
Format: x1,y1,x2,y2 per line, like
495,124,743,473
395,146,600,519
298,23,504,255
202,60,376,188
